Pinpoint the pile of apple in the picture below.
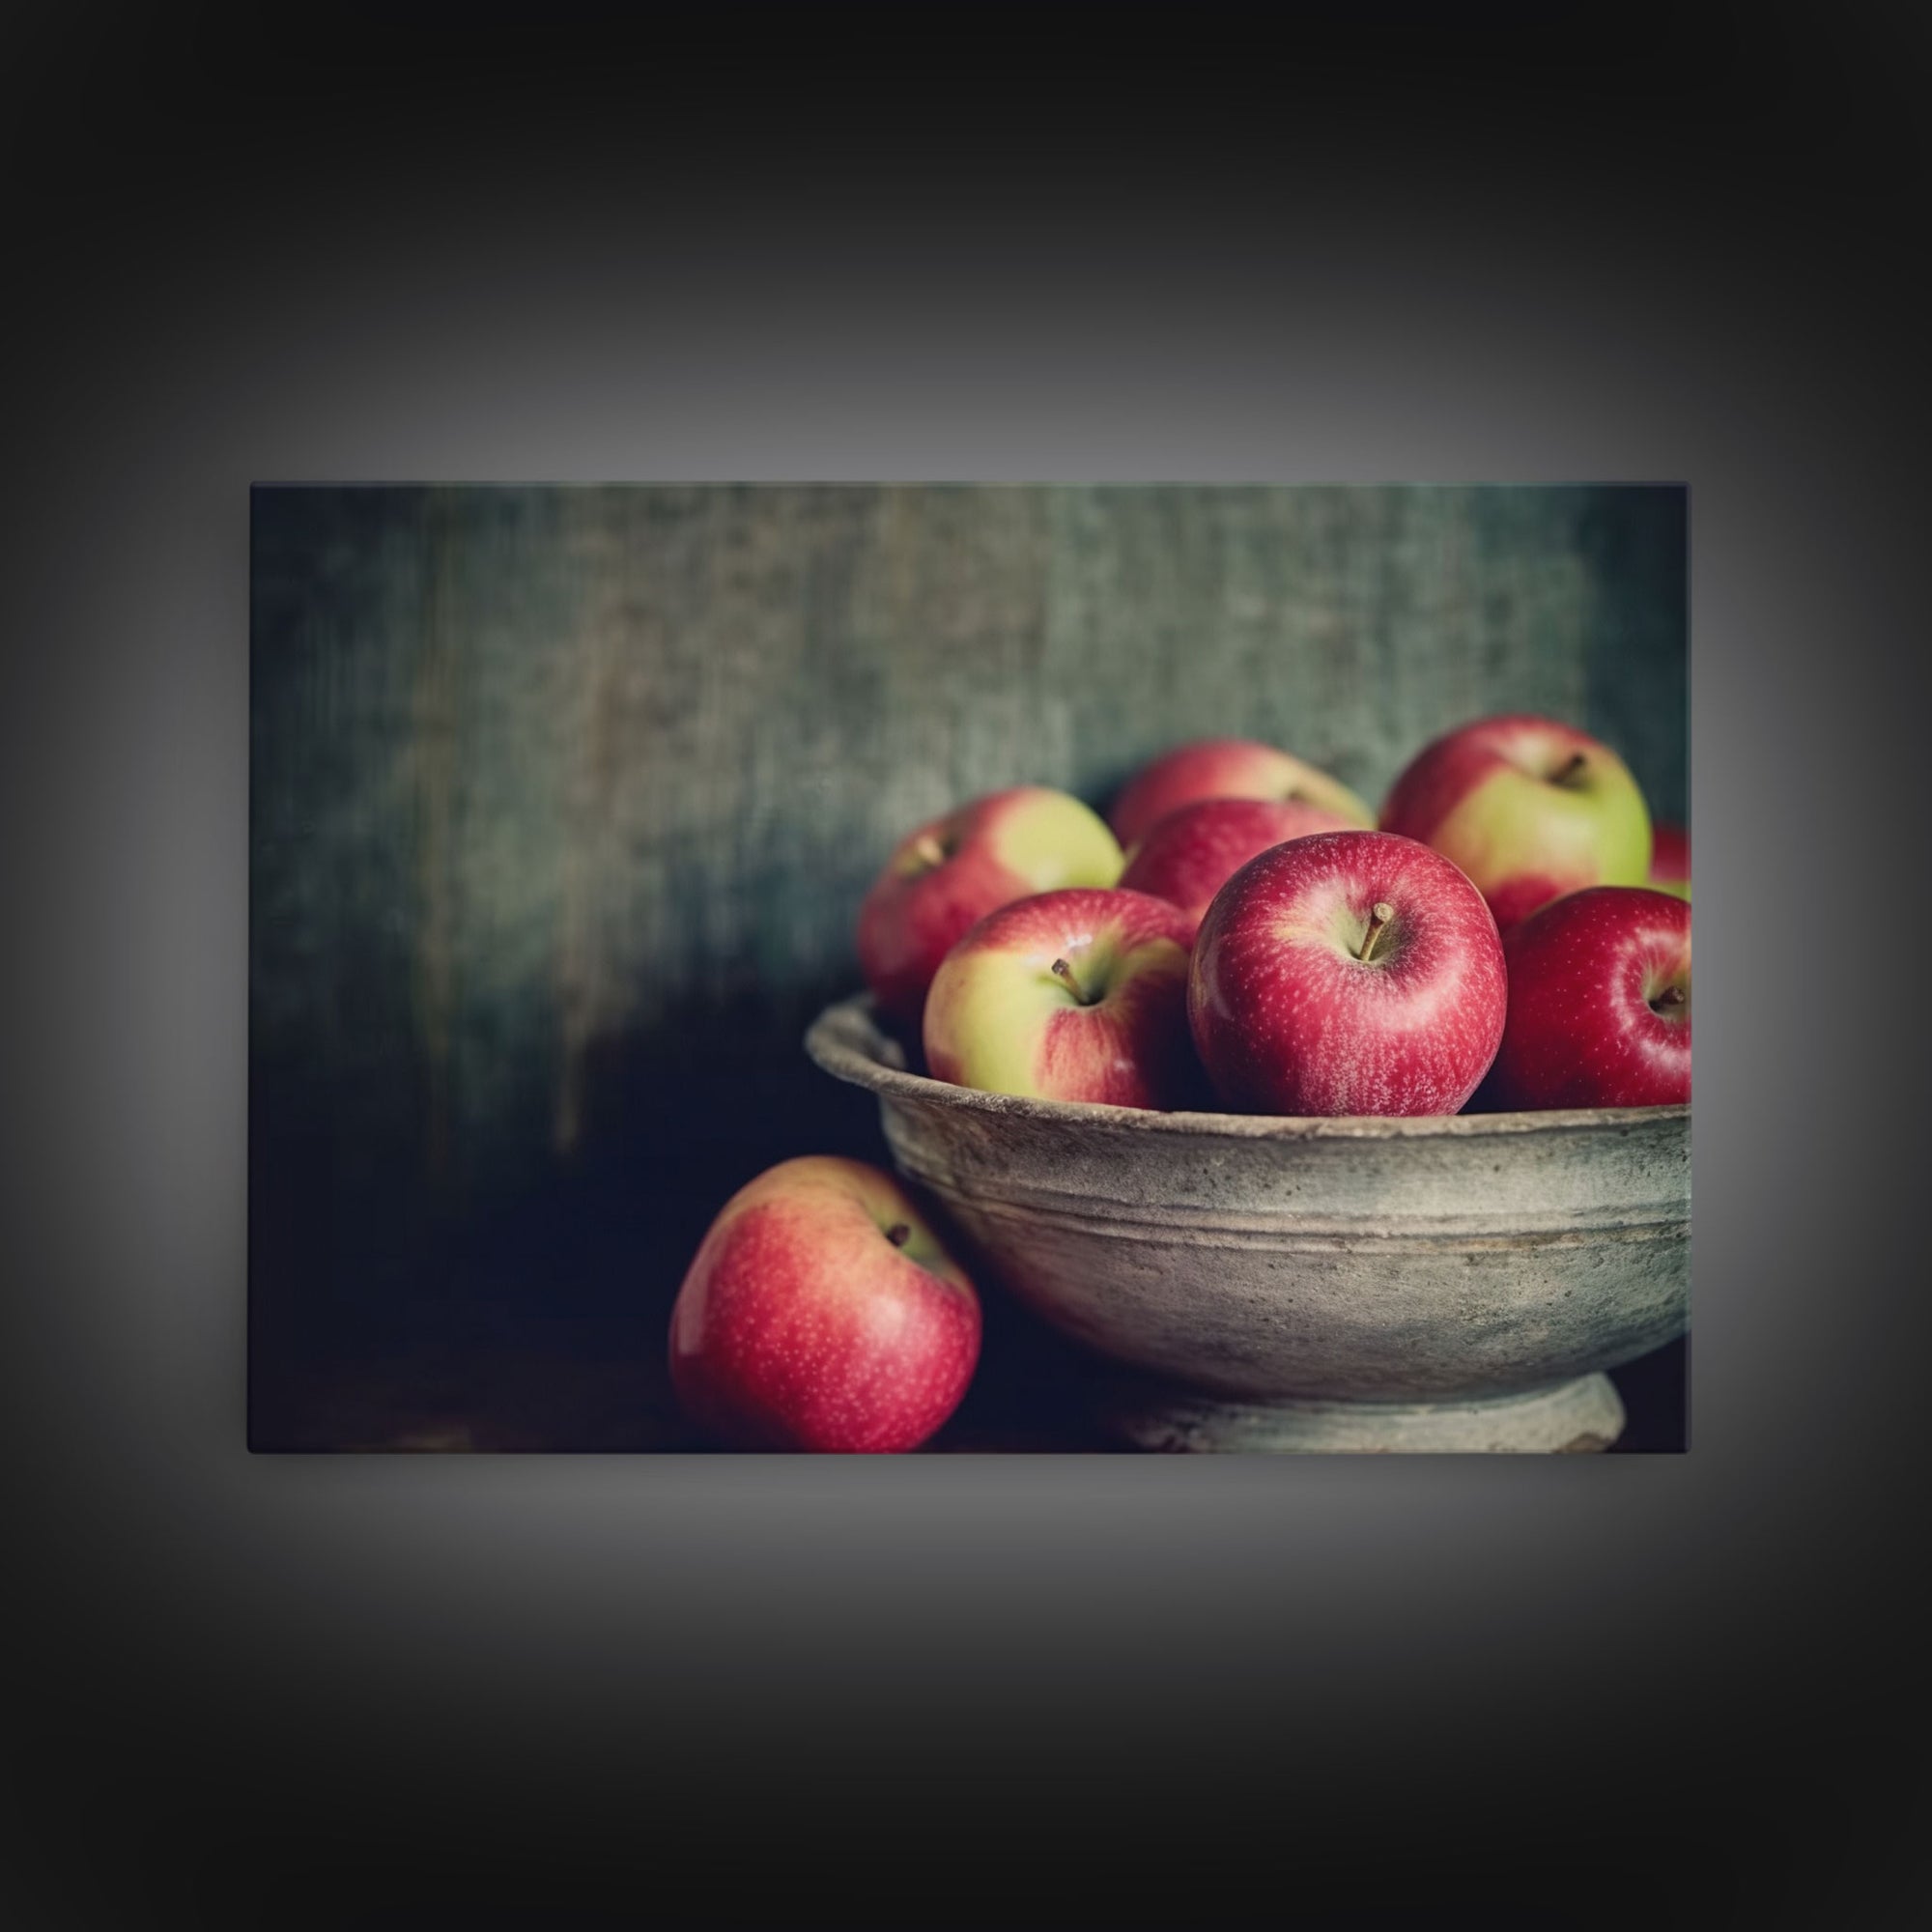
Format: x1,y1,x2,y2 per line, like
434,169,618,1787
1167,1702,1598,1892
668,714,1691,1452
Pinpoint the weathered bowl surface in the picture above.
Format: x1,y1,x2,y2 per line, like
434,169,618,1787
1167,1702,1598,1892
805,996,1690,1414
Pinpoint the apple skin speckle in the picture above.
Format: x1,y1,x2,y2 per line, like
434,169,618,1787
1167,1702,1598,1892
1120,795,1360,937
1478,887,1690,1110
1187,831,1508,1118
668,1156,981,1452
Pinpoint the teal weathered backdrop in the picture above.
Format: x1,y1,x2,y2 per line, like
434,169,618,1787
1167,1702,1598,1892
249,484,1686,1435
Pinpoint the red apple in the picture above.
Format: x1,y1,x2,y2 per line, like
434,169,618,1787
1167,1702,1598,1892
1187,829,1507,1116
1480,887,1690,1110
857,786,1123,1031
923,888,1199,1109
1649,822,1690,900
668,1156,981,1452
1120,795,1360,939
1109,738,1374,852
1379,714,1652,932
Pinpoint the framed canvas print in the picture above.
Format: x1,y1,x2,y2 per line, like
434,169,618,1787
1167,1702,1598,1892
250,484,1688,1453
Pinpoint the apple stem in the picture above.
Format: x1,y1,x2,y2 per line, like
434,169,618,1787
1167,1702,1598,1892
911,833,947,868
885,1222,912,1247
1552,752,1588,786
1359,902,1396,963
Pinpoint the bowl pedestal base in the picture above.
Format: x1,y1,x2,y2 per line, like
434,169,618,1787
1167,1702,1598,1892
1099,1371,1626,1454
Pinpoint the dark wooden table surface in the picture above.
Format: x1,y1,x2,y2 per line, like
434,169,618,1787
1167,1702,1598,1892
268,1302,1686,1455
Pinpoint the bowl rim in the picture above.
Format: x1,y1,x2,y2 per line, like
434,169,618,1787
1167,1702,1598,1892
805,992,1690,1142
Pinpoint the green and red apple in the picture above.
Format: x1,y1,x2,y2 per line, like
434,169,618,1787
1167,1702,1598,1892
857,787,1123,1031
1649,822,1690,900
923,888,1199,1109
1109,738,1374,853
1379,714,1652,931
668,1156,981,1452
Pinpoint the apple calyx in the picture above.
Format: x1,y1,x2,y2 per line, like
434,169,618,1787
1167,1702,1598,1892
1358,901,1396,963
885,1222,913,1247
1649,983,1689,1016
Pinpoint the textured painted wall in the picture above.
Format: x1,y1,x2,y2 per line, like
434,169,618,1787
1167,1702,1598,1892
249,484,1685,1358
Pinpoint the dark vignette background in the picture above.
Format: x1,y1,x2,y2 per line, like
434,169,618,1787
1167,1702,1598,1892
3,4,1926,1927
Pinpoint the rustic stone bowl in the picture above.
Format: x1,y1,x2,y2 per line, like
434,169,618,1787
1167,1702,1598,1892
805,994,1689,1453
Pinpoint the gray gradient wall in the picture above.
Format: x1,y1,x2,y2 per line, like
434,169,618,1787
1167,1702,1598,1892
252,484,1682,1208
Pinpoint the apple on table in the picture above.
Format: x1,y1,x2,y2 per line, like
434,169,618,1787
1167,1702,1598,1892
1478,886,1690,1110
1108,737,1374,853
1379,713,1652,932
668,1155,982,1452
923,887,1201,1109
1120,794,1360,939
857,786,1123,1033
1187,828,1508,1117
